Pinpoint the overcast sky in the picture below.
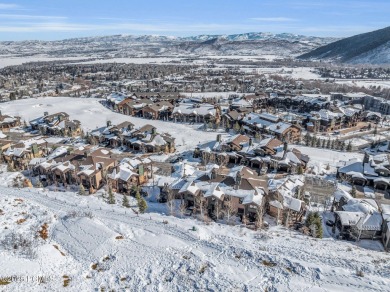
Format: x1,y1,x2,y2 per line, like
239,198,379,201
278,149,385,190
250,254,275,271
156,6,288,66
0,0,388,41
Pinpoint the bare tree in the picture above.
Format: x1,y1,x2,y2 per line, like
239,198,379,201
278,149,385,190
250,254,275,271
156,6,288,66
166,188,175,216
214,199,223,221
179,202,186,219
254,206,264,230
223,196,236,224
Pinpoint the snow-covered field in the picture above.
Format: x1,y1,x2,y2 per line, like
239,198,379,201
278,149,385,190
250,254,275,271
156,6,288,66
73,57,187,65
1,186,390,292
0,56,93,69
292,146,364,175
335,79,390,89
0,96,221,152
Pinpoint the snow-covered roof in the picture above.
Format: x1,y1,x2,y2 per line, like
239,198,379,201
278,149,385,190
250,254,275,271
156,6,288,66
333,189,354,202
242,188,264,206
338,161,363,174
172,103,216,116
109,165,138,182
283,196,302,212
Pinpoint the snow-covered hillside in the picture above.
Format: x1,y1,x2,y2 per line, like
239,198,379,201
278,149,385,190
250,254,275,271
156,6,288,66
1,186,389,291
349,40,390,64
0,32,336,63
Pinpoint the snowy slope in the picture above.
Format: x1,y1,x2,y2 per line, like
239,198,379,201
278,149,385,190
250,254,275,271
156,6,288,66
299,26,390,64
349,40,390,64
0,32,337,63
1,186,389,291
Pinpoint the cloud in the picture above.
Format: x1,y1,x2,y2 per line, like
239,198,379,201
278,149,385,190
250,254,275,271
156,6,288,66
0,20,281,33
0,14,67,20
0,3,20,10
250,17,297,22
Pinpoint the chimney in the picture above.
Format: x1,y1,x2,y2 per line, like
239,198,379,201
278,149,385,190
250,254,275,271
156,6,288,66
216,134,222,142
249,138,253,146
106,120,112,127
84,151,88,158
44,111,49,116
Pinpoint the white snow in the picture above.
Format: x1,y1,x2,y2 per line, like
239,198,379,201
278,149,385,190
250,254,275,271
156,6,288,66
0,186,389,291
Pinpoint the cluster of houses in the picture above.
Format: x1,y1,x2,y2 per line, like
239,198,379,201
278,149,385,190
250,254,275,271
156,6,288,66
331,189,390,251
0,110,175,194
267,92,385,133
106,92,223,125
105,91,388,142
337,152,390,191
158,161,307,225
29,111,82,137
30,146,152,195
0,111,21,132
88,121,175,154
194,134,309,175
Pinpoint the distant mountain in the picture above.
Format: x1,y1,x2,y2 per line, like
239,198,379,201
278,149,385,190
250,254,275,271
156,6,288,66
0,32,337,60
298,26,390,64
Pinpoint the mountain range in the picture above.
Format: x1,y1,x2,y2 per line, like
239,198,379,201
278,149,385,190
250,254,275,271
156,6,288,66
1,27,389,64
0,32,337,60
299,26,390,64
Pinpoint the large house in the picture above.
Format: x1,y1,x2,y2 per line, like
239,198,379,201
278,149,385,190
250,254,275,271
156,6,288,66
242,113,301,143
172,102,221,124
30,112,82,137
331,189,383,241
337,153,390,190
0,112,21,132
176,165,268,222
32,148,117,193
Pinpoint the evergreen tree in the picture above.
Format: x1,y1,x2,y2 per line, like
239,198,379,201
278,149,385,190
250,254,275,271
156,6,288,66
326,139,331,149
122,194,130,208
233,122,240,133
311,136,317,147
7,163,14,172
340,141,346,151
138,197,147,213
108,187,116,204
135,189,141,202
331,140,335,149
254,132,261,142
346,141,352,152
321,139,326,148
297,165,304,175
35,180,43,188
316,138,321,148
304,132,311,146
78,184,86,196
373,126,378,136
306,211,323,238
350,185,357,198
